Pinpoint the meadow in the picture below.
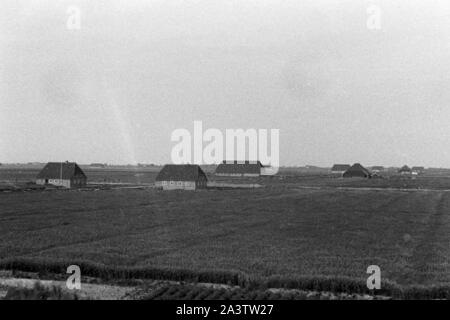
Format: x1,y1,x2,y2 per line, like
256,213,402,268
0,167,450,298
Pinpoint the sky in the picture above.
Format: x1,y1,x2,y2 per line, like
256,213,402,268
1,0,450,167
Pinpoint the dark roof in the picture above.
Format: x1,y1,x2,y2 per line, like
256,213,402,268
398,165,412,172
343,163,371,178
411,166,425,171
215,161,263,175
155,164,207,182
331,164,351,171
371,166,385,171
37,162,86,180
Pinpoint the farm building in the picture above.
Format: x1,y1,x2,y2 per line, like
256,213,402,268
36,162,87,188
215,160,263,177
155,164,207,190
398,165,412,175
343,163,371,178
371,166,385,172
90,163,107,168
411,166,425,175
331,164,351,174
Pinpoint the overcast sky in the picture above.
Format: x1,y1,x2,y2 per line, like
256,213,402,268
1,0,450,167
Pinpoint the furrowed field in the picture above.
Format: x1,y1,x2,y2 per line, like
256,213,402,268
1,167,450,298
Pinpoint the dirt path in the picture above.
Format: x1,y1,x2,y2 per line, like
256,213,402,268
0,276,136,300
0,276,389,300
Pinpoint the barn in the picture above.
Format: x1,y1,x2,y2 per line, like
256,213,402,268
411,166,425,175
36,162,87,188
331,164,351,174
215,160,263,177
343,163,371,178
399,165,412,175
155,164,207,190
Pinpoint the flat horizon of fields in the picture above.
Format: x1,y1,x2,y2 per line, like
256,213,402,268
3,166,450,190
1,169,450,292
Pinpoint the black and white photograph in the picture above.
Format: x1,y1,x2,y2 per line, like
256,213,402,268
1,0,450,307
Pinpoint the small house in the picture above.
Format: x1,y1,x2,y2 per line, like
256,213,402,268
155,164,207,190
371,166,385,173
411,166,425,175
343,163,371,178
398,165,412,175
36,162,87,188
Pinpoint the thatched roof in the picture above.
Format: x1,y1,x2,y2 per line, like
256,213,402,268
156,164,207,182
343,163,371,178
215,161,263,175
37,162,86,180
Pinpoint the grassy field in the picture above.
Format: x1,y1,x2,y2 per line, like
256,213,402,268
1,168,450,298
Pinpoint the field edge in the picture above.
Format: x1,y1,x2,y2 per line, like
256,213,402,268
1,258,449,299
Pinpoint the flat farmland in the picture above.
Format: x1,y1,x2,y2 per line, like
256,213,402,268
0,167,160,186
1,172,450,296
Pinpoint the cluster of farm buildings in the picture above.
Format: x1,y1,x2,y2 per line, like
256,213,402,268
330,163,425,177
32,160,428,191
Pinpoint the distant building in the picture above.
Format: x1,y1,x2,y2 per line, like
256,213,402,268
398,165,412,175
138,163,153,168
371,166,385,172
343,163,371,178
155,164,207,190
90,163,107,168
36,162,87,188
215,160,263,177
411,166,425,175
331,164,351,174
